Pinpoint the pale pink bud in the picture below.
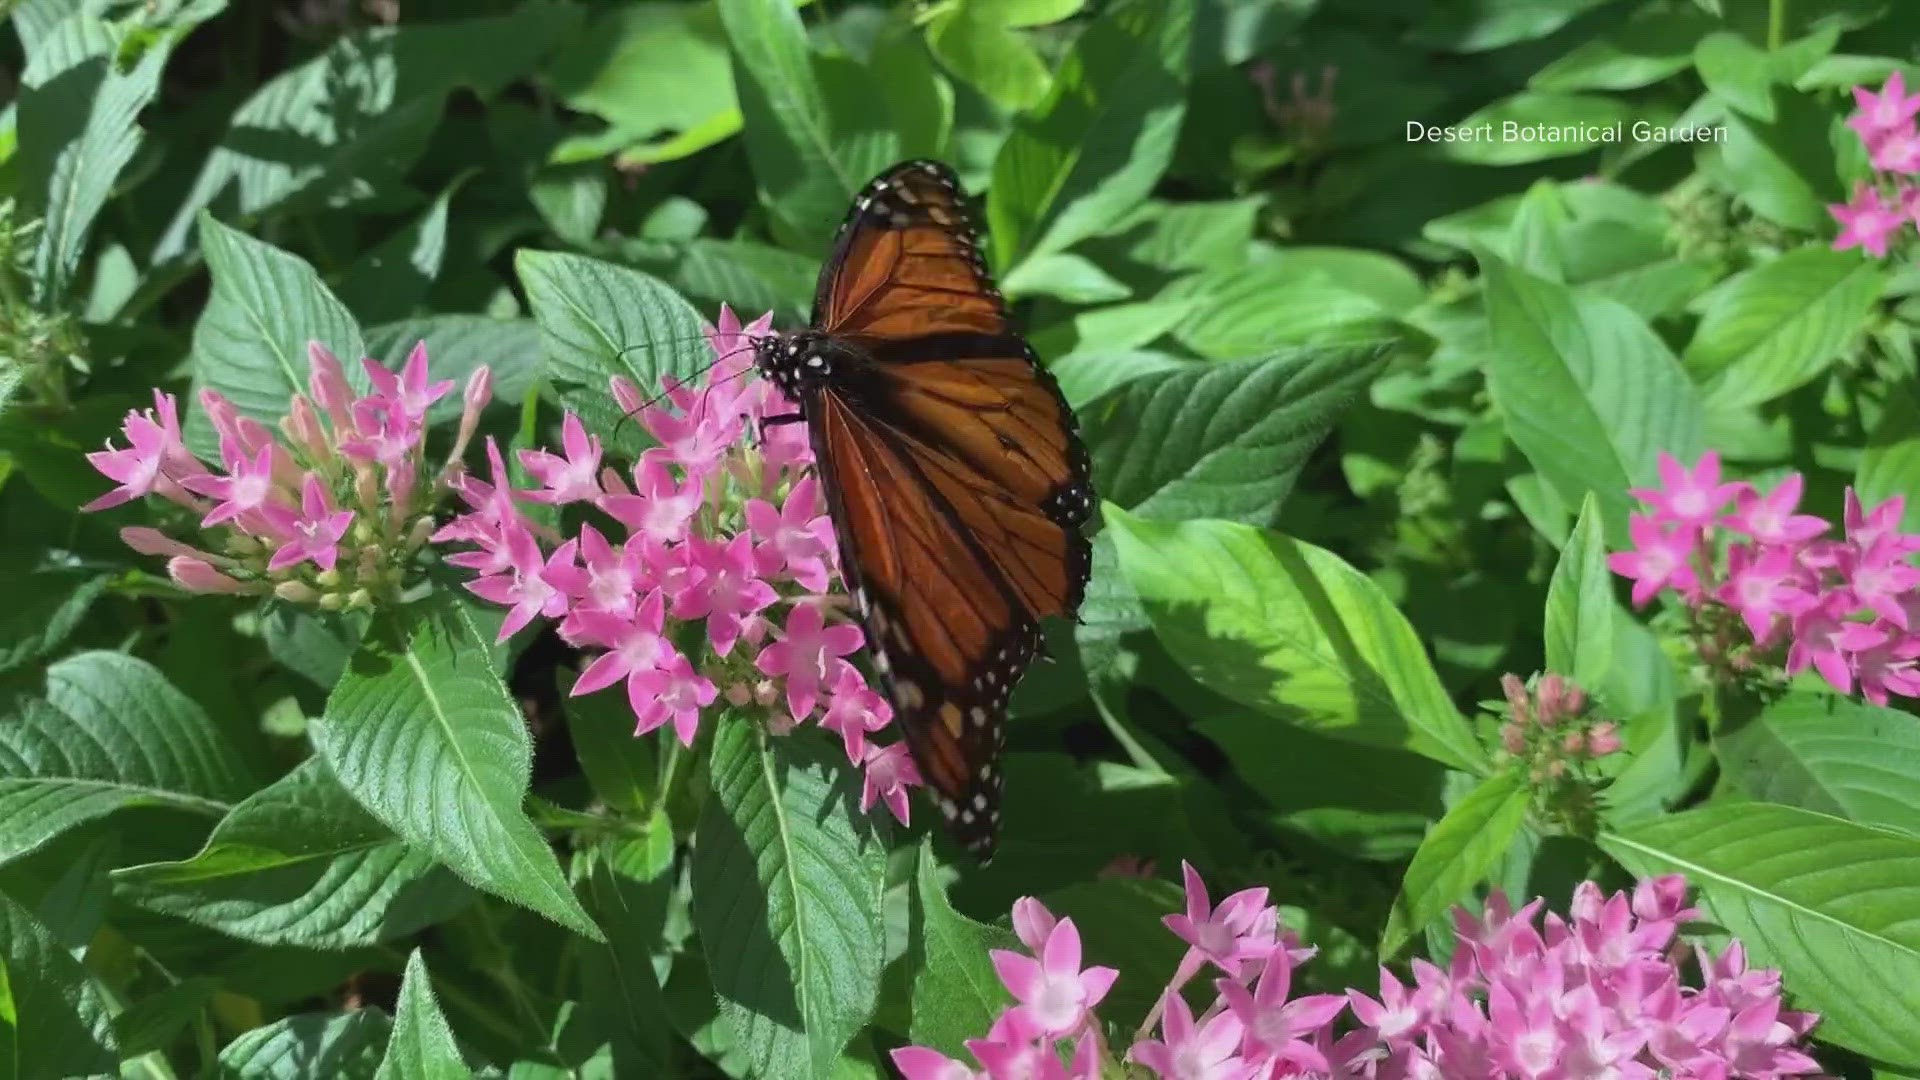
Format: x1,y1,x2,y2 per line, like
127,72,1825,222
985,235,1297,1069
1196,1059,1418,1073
463,365,493,414
168,556,247,594
275,580,319,603
1500,672,1531,726
1561,731,1587,756
610,375,644,415
753,680,779,707
725,683,753,707
1586,722,1622,757
354,465,380,513
1536,673,1567,727
598,466,631,497
307,342,355,427
1545,758,1567,779
1500,721,1526,756
766,711,799,736
198,390,261,457
1562,682,1587,716
285,395,333,462
121,527,197,558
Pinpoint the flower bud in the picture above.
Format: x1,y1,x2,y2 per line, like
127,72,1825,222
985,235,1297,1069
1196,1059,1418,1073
318,591,346,611
121,527,195,558
1500,672,1531,726
345,588,374,610
275,580,319,604
1536,673,1566,727
1585,722,1622,757
308,342,355,428
610,375,644,416
1561,730,1586,756
406,516,436,550
316,569,342,589
169,556,247,594
1500,721,1526,755
286,394,334,463
725,683,753,707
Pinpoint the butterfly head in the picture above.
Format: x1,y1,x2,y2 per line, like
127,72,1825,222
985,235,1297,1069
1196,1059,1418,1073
752,330,848,401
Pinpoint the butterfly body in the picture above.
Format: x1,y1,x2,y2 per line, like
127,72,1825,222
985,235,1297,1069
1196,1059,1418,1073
750,159,1093,859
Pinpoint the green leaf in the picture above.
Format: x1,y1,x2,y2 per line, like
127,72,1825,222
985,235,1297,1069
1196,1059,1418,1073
515,249,711,447
113,757,470,948
1695,31,1776,120
530,163,608,246
1436,94,1635,165
988,0,1194,265
1002,252,1133,304
693,718,887,1080
1083,344,1387,521
1604,802,1920,1068
364,316,541,428
1530,9,1712,90
0,652,252,868
0,568,108,676
977,0,1087,26
563,674,657,819
1109,511,1484,771
1161,262,1399,358
335,185,453,325
213,1010,392,1080
547,3,739,165
1715,91,1843,231
155,7,580,261
113,978,221,1058
189,215,364,448
1719,692,1920,838
16,14,170,307
928,5,1052,111
1682,248,1884,409
1543,494,1615,690
1048,349,1187,410
315,595,602,941
1858,385,1920,535
1410,0,1615,52
0,889,116,1079
574,848,675,1076
907,843,1016,1058
716,0,910,248
1482,253,1705,546
1381,768,1530,957
373,950,468,1080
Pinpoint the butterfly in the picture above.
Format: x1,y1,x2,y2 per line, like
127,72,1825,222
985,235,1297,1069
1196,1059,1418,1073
751,159,1094,860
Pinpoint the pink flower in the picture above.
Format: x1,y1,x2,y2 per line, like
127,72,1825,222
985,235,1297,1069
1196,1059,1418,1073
1723,474,1827,548
1848,71,1920,143
990,917,1118,1038
600,458,705,545
890,1047,983,1080
753,601,863,721
1011,897,1059,954
261,474,354,572
1853,628,1920,705
1163,862,1278,981
1787,593,1884,696
1873,127,1920,173
568,592,674,701
1628,451,1743,530
307,342,356,427
1129,990,1259,1080
466,529,575,641
1608,515,1702,607
818,665,892,762
1215,946,1347,1061
546,524,653,620
1834,537,1920,627
183,440,288,529
1347,967,1428,1045
1831,183,1905,256
746,474,836,592
361,342,454,425
858,741,920,825
627,652,717,746
1717,544,1817,643
674,535,780,656
83,390,197,511
1842,488,1919,554
518,413,603,505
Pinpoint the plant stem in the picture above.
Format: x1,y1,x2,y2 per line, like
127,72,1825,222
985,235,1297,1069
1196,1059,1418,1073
1768,0,1787,50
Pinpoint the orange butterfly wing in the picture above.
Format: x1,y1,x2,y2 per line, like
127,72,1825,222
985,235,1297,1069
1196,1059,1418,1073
799,160,1093,859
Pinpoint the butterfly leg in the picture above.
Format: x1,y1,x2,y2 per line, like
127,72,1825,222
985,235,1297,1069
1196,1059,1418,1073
753,413,807,450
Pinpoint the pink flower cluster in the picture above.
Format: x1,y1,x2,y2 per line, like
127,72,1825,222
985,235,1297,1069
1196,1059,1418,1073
1495,672,1622,835
433,307,920,821
1608,451,1920,704
1830,72,1920,256
894,866,1824,1079
83,343,489,607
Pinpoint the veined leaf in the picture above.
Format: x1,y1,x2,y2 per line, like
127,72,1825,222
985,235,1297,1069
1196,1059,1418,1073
693,718,887,1080
907,842,1017,1058
1109,511,1484,772
315,595,601,941
989,0,1194,266
188,215,364,453
0,652,253,868
1683,248,1884,409
0,890,117,1079
113,757,470,949
213,1010,392,1079
373,951,469,1080
1718,692,1920,838
1381,768,1531,957
335,184,454,325
1482,253,1705,546
1543,494,1615,691
16,14,171,307
1604,803,1920,1067
1858,385,1920,535
515,249,712,451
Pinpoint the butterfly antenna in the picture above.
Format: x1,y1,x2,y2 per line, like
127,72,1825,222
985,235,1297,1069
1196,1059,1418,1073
609,334,771,443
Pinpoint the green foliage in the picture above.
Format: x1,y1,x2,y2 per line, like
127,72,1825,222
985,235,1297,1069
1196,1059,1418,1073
8,0,1920,1073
